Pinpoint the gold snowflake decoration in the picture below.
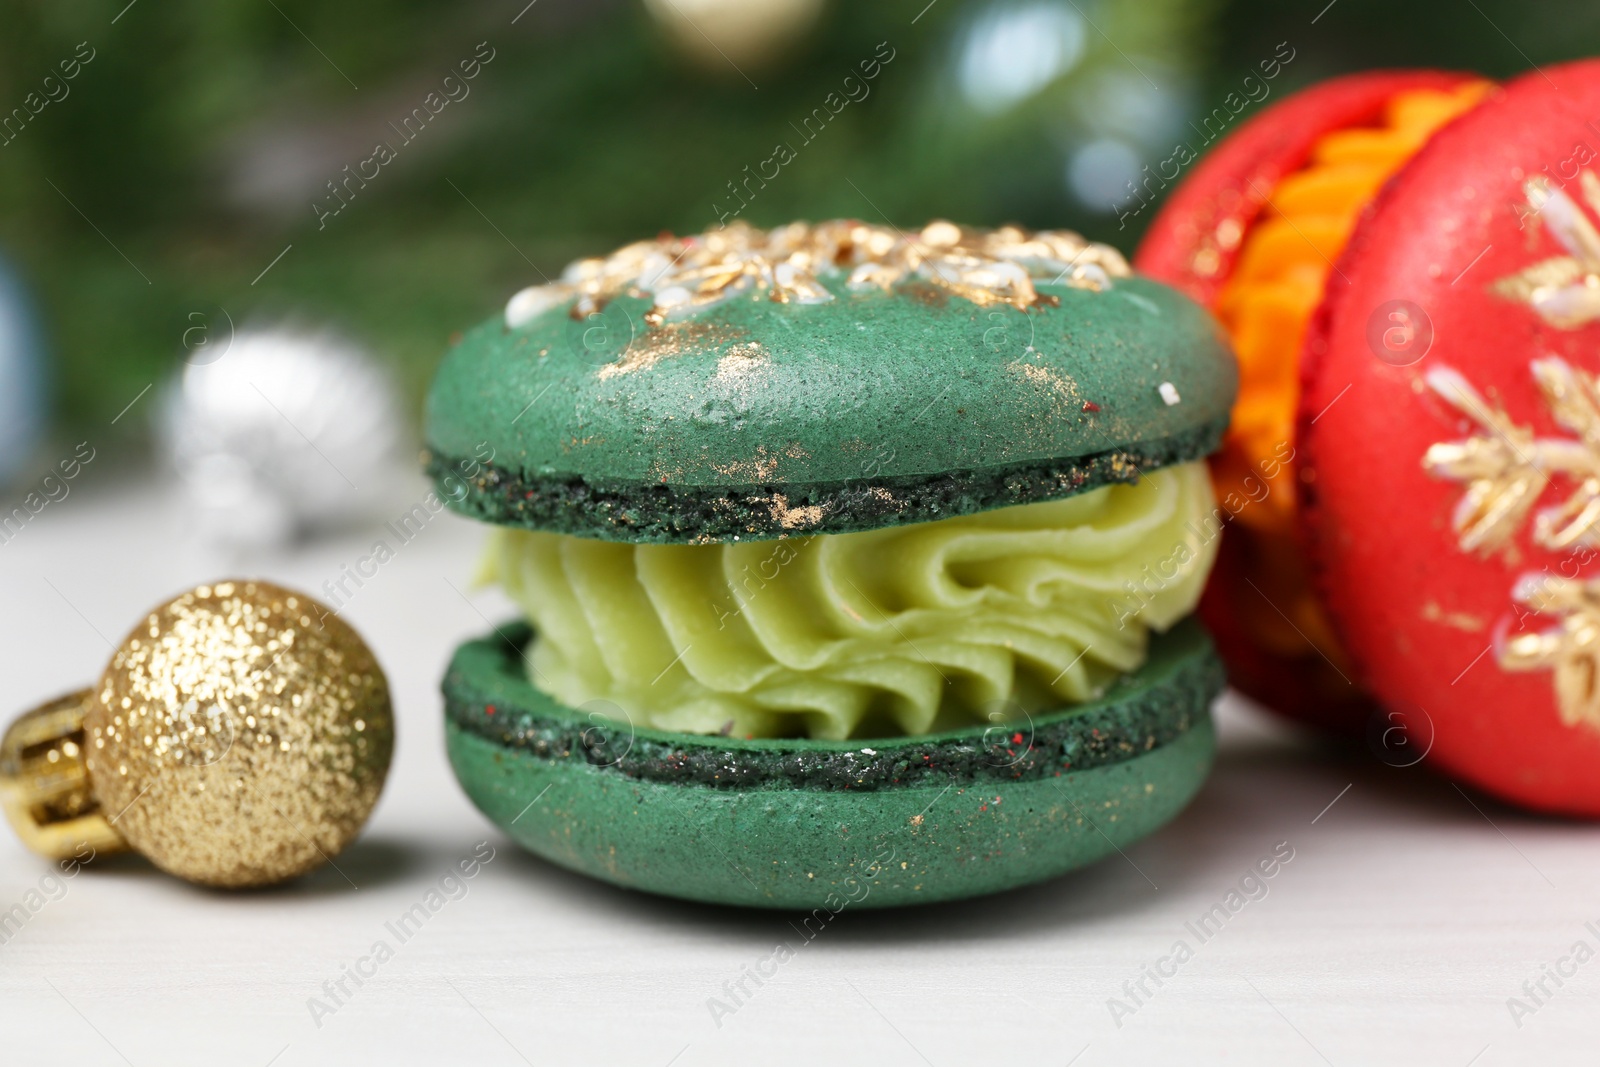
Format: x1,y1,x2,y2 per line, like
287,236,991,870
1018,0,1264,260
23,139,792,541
1423,171,1600,732
1423,359,1600,554
1501,574,1600,731
1494,171,1600,329
503,219,1131,330
1424,365,1600,730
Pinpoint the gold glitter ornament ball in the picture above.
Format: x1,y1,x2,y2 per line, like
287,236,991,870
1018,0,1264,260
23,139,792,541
85,581,394,888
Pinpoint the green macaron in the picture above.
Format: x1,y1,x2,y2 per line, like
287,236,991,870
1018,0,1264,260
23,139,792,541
427,219,1237,909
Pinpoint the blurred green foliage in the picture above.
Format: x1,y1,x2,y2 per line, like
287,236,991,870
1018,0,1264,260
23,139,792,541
1,0,1598,439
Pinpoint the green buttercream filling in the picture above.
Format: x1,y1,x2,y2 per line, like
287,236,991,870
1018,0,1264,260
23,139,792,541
483,461,1218,740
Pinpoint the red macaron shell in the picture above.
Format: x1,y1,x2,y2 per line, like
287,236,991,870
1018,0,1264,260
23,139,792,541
1136,69,1481,730
1136,69,1476,308
1300,58,1600,816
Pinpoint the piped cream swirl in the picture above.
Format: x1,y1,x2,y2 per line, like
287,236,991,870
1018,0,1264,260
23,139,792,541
485,462,1218,739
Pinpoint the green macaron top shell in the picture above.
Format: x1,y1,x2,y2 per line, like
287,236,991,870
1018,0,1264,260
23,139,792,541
424,223,1236,543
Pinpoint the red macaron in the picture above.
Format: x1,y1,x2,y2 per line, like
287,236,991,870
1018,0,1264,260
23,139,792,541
1139,59,1600,816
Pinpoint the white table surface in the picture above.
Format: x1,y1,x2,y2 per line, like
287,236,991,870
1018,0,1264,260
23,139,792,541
3,471,1598,1067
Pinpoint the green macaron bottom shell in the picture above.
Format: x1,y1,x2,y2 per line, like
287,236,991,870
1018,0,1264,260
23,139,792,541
443,617,1221,909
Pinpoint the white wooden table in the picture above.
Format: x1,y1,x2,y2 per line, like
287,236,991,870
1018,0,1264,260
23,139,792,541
2,474,1596,1066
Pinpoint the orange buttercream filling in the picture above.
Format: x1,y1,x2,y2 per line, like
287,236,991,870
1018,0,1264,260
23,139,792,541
1211,81,1491,667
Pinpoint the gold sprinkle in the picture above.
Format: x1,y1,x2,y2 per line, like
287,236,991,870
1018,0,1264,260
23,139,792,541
711,447,783,483
1420,601,1487,633
712,342,770,384
508,218,1131,341
596,321,748,380
1009,360,1080,401
766,494,827,530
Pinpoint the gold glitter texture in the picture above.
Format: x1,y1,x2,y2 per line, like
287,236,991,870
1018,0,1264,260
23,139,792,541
84,581,393,888
595,321,750,380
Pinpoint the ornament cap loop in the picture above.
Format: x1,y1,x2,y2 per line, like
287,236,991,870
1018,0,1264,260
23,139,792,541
0,690,129,861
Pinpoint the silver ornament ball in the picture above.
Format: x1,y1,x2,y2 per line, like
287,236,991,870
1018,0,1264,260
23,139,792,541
157,325,406,548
